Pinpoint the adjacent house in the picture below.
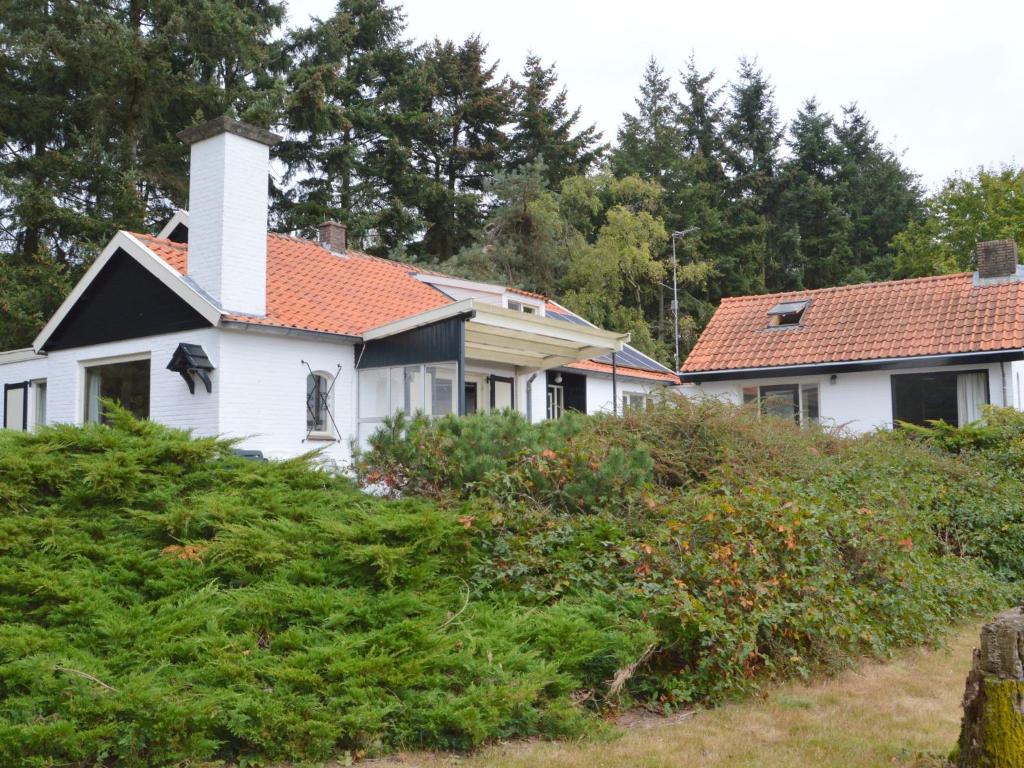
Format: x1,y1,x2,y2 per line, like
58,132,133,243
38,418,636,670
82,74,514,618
0,118,677,460
678,240,1024,432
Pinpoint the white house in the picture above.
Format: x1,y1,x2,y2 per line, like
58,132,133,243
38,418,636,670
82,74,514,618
0,117,677,461
678,239,1024,433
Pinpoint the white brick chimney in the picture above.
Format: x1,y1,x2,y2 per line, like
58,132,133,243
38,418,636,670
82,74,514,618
178,117,280,315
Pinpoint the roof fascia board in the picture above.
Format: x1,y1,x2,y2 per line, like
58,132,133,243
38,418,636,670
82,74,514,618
361,299,477,341
157,210,189,239
469,302,629,349
0,348,46,365
680,349,1024,383
220,320,362,344
32,231,222,352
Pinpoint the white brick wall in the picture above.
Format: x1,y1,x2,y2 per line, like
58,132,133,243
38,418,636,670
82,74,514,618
0,328,221,434
187,132,268,316
217,330,356,463
585,375,663,415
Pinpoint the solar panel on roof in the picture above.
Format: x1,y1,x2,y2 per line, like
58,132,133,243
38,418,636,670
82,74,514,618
546,308,673,373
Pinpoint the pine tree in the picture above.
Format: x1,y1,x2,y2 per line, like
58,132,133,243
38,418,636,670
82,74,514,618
610,58,686,185
722,58,782,292
276,0,418,251
507,54,604,188
406,36,512,262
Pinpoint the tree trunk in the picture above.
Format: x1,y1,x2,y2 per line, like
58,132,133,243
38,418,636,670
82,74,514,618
956,607,1024,767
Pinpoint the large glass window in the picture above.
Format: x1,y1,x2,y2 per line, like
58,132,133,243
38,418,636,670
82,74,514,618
357,362,459,442
892,370,988,427
743,382,820,427
84,358,150,424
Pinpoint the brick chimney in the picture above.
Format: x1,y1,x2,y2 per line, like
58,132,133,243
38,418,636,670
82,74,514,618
975,239,1020,281
318,221,347,254
178,117,281,315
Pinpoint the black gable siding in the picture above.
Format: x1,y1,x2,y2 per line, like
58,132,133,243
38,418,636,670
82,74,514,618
42,249,211,352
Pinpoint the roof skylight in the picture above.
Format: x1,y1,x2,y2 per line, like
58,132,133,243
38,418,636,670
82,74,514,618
766,299,809,327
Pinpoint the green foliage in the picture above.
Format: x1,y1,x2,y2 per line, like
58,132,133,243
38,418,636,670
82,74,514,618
5,402,1024,764
0,411,653,765
893,166,1024,278
359,399,1020,707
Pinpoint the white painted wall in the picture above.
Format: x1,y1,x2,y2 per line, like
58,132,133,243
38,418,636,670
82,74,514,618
0,328,221,434
585,375,664,415
217,329,355,463
682,361,1011,433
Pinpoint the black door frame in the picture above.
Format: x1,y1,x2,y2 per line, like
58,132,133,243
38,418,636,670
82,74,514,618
489,375,515,410
4,381,29,431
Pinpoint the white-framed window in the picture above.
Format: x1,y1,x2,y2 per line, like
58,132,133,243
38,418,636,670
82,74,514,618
507,299,537,314
742,382,819,426
83,356,151,424
33,379,46,430
622,391,651,411
356,362,458,443
306,371,335,439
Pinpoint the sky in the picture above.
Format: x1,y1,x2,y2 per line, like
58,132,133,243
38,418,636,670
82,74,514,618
285,0,1023,190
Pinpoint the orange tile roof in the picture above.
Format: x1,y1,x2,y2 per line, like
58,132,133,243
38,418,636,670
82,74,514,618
134,232,450,335
132,231,676,381
680,272,1024,375
565,358,680,383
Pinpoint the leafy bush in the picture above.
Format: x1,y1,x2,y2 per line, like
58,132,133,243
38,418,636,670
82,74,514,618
2,401,1021,765
0,411,653,766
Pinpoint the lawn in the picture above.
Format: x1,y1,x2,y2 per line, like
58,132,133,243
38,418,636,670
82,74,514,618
381,624,977,768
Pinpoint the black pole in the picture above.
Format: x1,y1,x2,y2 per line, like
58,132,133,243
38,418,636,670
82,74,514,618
457,319,466,416
612,351,618,416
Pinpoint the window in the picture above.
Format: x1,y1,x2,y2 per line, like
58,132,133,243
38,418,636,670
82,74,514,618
507,300,537,314
622,391,651,411
891,371,988,428
33,380,46,429
356,362,459,444
306,372,333,437
84,358,150,424
547,384,565,419
766,299,809,327
742,382,820,426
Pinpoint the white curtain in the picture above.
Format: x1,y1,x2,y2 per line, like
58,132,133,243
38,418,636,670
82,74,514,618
956,372,988,426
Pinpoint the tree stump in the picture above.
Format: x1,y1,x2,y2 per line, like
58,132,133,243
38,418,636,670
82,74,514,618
956,607,1024,767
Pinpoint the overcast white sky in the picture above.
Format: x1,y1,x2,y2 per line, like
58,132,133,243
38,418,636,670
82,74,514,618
285,0,1022,190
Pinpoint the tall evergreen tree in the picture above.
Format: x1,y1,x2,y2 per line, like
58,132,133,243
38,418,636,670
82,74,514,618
406,36,511,262
507,54,603,188
276,0,419,251
0,0,285,348
722,58,782,291
610,57,686,185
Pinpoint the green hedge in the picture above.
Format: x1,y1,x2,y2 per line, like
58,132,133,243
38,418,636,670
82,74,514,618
0,401,1020,765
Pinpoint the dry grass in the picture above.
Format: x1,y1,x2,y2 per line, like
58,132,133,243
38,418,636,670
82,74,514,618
370,625,979,768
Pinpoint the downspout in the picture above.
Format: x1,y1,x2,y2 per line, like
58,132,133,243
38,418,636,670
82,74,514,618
526,373,537,422
1001,360,1009,408
457,319,466,416
612,352,618,416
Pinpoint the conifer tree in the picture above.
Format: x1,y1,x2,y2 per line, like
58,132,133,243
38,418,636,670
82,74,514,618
406,36,512,261
507,54,604,187
276,0,419,251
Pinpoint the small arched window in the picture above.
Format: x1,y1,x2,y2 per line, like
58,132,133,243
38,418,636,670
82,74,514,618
306,372,332,437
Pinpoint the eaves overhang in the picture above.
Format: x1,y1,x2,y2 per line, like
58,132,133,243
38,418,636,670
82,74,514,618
679,349,1024,383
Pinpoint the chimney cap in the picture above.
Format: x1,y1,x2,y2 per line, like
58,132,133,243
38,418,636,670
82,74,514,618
178,116,281,147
